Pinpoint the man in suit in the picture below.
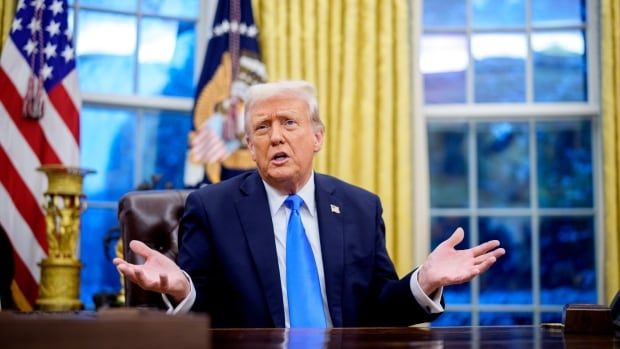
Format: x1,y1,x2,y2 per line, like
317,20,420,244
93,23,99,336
114,80,505,327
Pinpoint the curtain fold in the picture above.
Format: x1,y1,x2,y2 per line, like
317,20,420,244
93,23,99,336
1,0,16,51
252,0,415,275
602,0,620,304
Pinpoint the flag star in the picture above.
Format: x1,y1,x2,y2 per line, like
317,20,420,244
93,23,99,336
17,0,26,11
230,20,238,33
43,42,57,59
27,17,41,34
246,25,257,37
41,63,53,80
30,0,45,10
221,20,229,33
61,45,74,62
45,20,61,37
64,27,73,40
23,39,38,56
11,18,22,33
49,0,64,16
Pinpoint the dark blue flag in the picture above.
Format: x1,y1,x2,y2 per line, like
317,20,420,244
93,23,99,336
184,0,266,186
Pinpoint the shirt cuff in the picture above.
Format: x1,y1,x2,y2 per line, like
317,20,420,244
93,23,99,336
161,270,196,315
410,268,444,314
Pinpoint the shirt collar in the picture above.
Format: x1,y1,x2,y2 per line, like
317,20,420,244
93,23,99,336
263,172,316,217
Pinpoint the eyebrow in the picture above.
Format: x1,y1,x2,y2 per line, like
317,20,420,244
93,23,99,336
253,111,300,123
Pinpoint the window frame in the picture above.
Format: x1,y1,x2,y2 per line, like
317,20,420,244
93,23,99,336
69,0,216,208
69,0,217,309
416,0,603,326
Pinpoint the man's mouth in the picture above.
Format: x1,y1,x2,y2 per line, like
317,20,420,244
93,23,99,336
271,152,289,163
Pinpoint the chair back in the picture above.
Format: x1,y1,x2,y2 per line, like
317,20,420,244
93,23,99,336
117,190,191,308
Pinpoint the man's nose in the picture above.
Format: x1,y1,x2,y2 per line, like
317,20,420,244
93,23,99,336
270,123,284,144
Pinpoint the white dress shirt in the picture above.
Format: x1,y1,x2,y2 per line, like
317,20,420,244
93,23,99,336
164,172,444,324
262,172,332,327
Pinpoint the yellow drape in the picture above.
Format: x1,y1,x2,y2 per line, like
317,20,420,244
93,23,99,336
602,0,620,304
252,0,413,275
1,0,15,51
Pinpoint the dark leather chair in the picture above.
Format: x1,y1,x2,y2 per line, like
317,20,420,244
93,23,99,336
117,190,192,309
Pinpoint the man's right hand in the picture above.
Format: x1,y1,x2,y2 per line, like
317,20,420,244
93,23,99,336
113,240,190,303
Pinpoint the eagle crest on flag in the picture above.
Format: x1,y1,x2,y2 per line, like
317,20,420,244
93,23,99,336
185,0,266,186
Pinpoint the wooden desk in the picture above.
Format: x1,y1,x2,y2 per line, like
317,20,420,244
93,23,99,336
212,326,620,348
0,309,210,349
0,310,618,348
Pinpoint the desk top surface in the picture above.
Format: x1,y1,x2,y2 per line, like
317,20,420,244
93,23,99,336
211,326,619,348
0,311,618,348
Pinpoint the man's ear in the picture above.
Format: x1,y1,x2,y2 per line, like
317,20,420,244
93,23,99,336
246,135,257,161
313,129,324,153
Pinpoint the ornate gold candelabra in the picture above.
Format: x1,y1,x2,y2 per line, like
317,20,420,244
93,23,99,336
36,165,94,311
116,239,125,305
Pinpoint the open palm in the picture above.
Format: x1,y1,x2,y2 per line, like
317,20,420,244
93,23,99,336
417,227,505,295
113,240,189,302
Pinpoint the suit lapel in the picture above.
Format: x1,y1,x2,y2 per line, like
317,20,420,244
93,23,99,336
235,172,285,327
315,174,345,327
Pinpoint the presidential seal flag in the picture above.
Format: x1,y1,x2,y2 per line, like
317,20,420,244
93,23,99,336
184,0,266,186
0,0,80,310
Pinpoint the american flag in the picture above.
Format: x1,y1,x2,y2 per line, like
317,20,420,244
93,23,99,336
0,0,79,310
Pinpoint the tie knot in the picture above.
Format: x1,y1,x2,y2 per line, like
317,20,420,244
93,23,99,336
284,194,304,211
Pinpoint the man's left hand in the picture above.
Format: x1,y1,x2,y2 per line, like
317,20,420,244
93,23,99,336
417,227,505,296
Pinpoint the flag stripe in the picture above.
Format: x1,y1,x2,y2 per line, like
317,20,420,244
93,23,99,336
0,183,46,284
0,68,62,165
41,89,80,165
47,83,79,144
0,40,78,165
0,148,48,251
10,280,34,311
193,141,227,162
61,70,81,113
0,103,46,209
11,246,40,307
0,40,29,92
191,127,228,162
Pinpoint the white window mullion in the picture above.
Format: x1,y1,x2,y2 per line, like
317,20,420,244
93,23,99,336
592,116,605,303
134,2,143,95
529,116,541,326
134,109,144,189
468,119,480,326
466,0,474,105
425,104,600,119
525,0,533,103
82,93,193,111
586,0,600,104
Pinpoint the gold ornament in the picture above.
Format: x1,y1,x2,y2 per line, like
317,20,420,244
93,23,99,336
36,165,94,311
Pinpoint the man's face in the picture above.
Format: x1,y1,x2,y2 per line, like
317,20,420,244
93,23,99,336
246,95,324,193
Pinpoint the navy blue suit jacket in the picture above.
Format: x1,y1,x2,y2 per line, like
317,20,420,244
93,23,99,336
177,171,442,327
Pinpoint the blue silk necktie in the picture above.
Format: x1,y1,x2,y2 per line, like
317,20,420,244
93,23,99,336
285,194,326,327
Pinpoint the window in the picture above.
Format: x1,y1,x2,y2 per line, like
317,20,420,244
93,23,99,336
69,0,207,308
422,0,600,326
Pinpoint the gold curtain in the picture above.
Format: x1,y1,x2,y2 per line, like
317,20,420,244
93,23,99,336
1,0,15,51
252,0,414,275
602,0,620,304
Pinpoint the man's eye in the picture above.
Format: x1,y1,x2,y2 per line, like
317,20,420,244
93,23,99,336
254,124,269,133
284,119,297,127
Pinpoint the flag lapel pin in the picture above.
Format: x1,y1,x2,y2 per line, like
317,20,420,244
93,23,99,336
330,204,340,214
